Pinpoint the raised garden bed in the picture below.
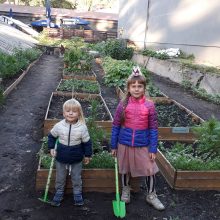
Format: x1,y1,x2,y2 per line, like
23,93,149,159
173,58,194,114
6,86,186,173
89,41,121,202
62,69,97,81
36,167,140,193
156,116,220,190
2,54,42,97
56,79,100,95
115,87,203,141
36,142,140,193
44,92,113,135
156,141,220,190
156,101,202,127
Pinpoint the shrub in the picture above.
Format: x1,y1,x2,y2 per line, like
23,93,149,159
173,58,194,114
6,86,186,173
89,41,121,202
0,48,41,79
192,117,220,160
104,39,134,60
102,56,149,88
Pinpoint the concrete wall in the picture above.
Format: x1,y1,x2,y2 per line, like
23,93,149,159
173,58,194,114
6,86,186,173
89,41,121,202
119,0,220,66
133,53,220,95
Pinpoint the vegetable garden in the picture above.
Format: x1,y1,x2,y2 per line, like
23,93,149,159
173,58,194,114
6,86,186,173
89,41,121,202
1,36,220,220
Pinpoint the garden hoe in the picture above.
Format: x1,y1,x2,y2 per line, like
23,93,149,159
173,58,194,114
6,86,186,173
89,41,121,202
39,139,58,203
112,157,126,218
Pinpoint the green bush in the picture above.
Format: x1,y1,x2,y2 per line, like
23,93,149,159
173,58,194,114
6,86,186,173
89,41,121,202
192,117,220,160
0,52,18,79
102,56,149,88
0,48,41,79
104,39,134,60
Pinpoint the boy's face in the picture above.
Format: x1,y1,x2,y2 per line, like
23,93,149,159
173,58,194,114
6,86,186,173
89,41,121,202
63,108,79,123
128,81,145,99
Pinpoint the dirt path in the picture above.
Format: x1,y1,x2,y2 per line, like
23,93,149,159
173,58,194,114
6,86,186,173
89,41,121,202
151,74,220,120
0,55,220,220
0,54,62,219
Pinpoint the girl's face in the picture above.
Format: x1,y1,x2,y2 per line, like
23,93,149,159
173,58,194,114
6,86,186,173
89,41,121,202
128,81,145,99
63,108,79,124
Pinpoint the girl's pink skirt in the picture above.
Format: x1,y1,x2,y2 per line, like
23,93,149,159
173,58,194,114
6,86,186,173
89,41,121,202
117,144,159,177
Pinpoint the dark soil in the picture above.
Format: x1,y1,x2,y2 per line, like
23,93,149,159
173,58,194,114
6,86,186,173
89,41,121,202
47,94,111,121
156,103,200,127
0,54,220,220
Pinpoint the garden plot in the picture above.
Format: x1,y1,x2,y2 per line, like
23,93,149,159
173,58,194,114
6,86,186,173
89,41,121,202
44,92,113,135
36,142,140,193
156,101,201,127
154,117,220,190
156,140,220,190
56,78,100,95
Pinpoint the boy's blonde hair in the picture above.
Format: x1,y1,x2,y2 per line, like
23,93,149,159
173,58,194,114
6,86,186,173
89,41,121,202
63,98,85,124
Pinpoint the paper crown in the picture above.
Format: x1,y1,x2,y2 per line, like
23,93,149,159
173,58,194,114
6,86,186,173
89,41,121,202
131,66,142,76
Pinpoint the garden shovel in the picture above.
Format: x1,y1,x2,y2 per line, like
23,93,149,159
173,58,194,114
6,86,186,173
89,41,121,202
39,139,58,203
112,157,126,218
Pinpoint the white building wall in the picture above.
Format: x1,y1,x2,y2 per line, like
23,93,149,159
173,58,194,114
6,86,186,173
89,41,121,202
119,0,220,66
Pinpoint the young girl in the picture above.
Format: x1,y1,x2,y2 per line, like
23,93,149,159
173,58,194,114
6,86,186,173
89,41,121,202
111,66,165,210
48,98,92,207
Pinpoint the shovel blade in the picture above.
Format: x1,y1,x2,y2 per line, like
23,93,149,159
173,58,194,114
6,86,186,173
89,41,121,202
38,197,51,204
112,200,126,218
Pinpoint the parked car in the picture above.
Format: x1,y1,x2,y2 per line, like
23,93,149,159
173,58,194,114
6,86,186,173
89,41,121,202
31,19,59,28
30,17,91,31
60,17,91,30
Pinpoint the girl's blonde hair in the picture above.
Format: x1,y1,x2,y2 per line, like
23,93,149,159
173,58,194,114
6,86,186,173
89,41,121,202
63,98,85,124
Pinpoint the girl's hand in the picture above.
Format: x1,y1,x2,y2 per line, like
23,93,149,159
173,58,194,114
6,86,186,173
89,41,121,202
84,157,91,165
149,153,156,160
111,149,117,157
50,149,56,157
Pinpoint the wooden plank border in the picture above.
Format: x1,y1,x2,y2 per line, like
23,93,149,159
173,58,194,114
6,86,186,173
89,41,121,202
156,150,220,190
36,167,140,193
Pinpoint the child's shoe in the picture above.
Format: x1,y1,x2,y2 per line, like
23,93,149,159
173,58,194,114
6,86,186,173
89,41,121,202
146,192,165,210
51,190,64,207
121,186,130,203
74,193,84,206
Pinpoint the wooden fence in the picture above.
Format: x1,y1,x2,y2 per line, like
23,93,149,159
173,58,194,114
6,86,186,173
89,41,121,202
43,28,117,42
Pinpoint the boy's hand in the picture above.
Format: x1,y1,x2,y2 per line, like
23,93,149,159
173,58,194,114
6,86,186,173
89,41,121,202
111,149,117,157
149,153,156,160
50,149,56,157
84,157,91,165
